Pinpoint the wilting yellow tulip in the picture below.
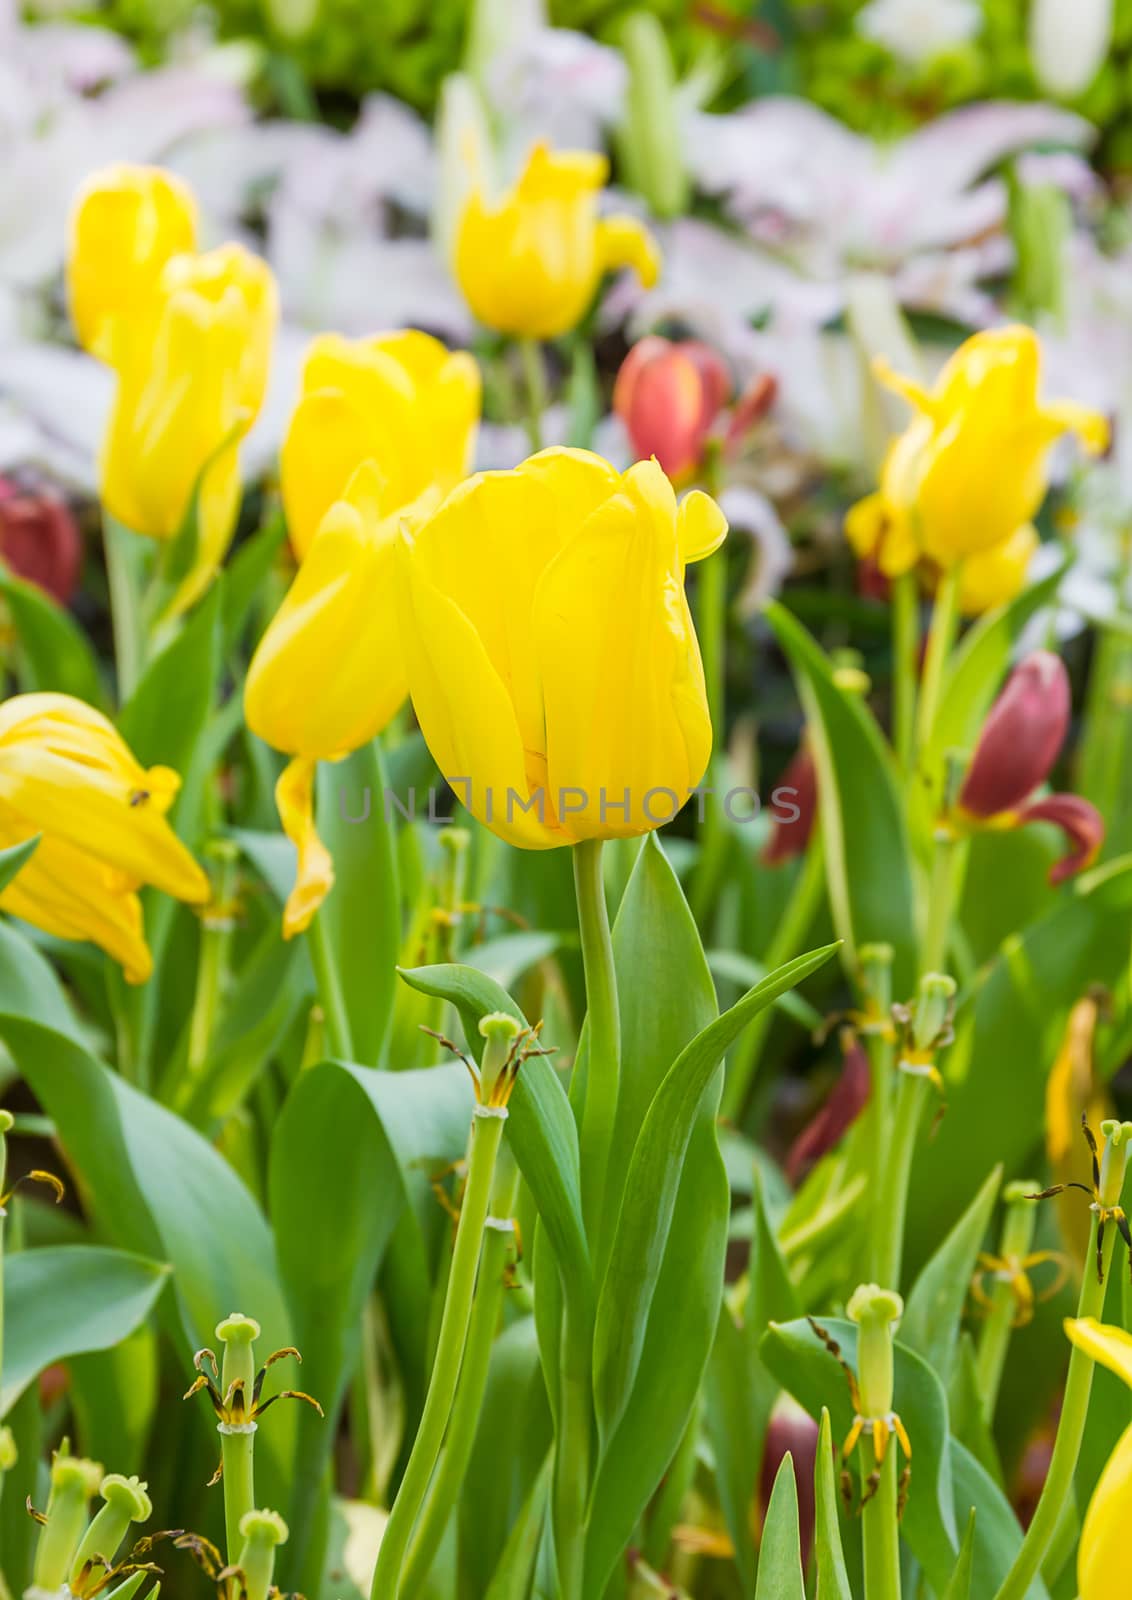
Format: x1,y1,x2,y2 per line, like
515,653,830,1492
396,447,726,849
68,163,198,363
847,326,1108,575
245,467,434,937
0,693,208,982
1064,1317,1132,1600
281,330,480,561
99,244,278,607
454,144,661,340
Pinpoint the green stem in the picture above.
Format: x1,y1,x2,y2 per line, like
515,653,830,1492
872,1073,930,1291
369,1108,505,1600
103,516,146,703
181,843,240,1100
399,1153,520,1599
892,570,919,774
519,338,546,454
975,1189,1038,1422
573,840,622,1240
221,1428,255,1560
554,1307,592,1600
307,910,353,1061
721,836,825,1122
915,563,962,757
993,1215,1114,1600
861,1447,901,1600
921,828,960,978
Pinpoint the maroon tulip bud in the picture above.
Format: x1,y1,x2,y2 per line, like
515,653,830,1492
763,743,817,865
759,1397,818,1569
786,1034,871,1185
0,476,82,605
959,651,1070,819
613,335,732,481
724,372,777,453
1018,793,1105,884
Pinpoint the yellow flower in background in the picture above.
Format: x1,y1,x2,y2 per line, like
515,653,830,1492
397,447,726,849
99,243,279,609
847,325,1108,575
1064,1317,1132,1600
281,331,480,561
0,694,208,982
68,163,198,362
245,468,436,937
956,524,1040,615
454,144,661,340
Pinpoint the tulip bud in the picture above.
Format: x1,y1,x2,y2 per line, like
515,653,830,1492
959,651,1070,818
0,476,82,605
1030,0,1113,99
786,1033,870,1184
617,10,690,219
759,1394,818,1567
613,336,730,480
763,743,818,867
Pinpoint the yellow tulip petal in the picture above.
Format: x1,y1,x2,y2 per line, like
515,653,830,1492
396,528,560,848
276,756,335,939
872,357,935,417
281,390,388,562
1079,1422,1132,1600
678,488,729,564
958,524,1038,615
1065,1317,1132,1389
518,143,609,199
596,214,662,289
1040,400,1110,457
534,488,711,841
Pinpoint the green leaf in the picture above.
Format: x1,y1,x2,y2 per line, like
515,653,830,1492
0,568,106,706
707,947,824,1030
592,942,840,1446
314,740,401,1066
270,1058,474,1589
949,1334,1003,1488
221,513,287,655
950,1440,1048,1599
901,1165,1001,1387
754,1454,805,1600
761,1317,958,1589
764,600,916,989
2,1245,168,1415
0,837,38,894
484,1455,552,1600
396,962,591,1305
0,921,84,1041
814,1408,853,1600
942,1509,977,1600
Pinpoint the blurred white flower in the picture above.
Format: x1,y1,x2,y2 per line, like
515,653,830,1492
856,0,982,66
1030,0,1113,100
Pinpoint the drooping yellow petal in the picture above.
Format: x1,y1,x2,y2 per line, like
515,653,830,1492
596,214,662,290
678,488,729,564
275,756,335,939
1065,1317,1132,1389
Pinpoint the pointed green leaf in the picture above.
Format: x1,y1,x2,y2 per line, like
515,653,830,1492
814,1409,853,1600
901,1165,1001,1387
755,1454,805,1600
0,837,38,895
0,567,106,706
942,1510,977,1600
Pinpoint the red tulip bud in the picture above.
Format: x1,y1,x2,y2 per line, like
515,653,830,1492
959,651,1070,818
0,476,82,605
759,1396,818,1569
613,335,731,480
763,743,817,865
786,1034,871,1185
724,372,777,453
1018,793,1105,884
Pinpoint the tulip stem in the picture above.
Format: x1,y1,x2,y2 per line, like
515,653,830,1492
891,571,919,773
369,1107,505,1600
915,563,962,757
306,911,353,1061
871,1072,929,1291
103,515,146,702
519,338,546,453
573,839,622,1242
992,1215,1114,1600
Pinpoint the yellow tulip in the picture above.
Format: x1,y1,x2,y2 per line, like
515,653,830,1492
68,163,198,363
396,447,726,849
245,467,436,937
0,693,208,982
955,524,1040,615
281,330,481,561
847,326,1108,573
454,143,661,340
100,243,279,608
1064,1317,1132,1600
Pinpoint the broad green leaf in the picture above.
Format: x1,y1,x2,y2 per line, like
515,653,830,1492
0,837,38,894
754,1454,806,1600
814,1408,853,1600
761,1317,958,1589
0,1383,40,1593
942,1510,977,1600
396,962,590,1305
707,947,824,1030
270,1059,473,1589
901,1165,1001,1384
2,1245,168,1414
484,1455,552,1600
315,739,400,1066
764,600,916,989
950,1440,1048,1599
0,921,83,1041
221,512,287,655
949,1334,1003,1488
592,942,840,1447
69,1324,158,1477
463,931,572,988
0,568,106,706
